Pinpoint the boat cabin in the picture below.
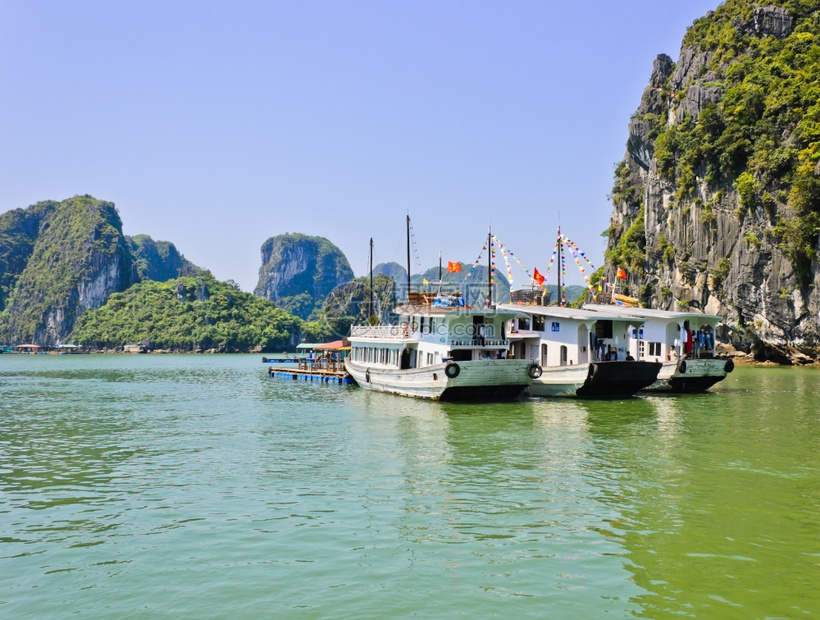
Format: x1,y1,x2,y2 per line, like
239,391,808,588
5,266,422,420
348,298,523,370
499,305,647,367
583,305,722,362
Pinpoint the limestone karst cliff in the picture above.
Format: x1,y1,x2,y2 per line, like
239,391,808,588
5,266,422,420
605,1,820,360
0,196,138,345
0,196,213,346
253,233,354,320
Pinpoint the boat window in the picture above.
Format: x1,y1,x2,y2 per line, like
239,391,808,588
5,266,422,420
518,317,530,330
533,315,546,332
541,344,548,366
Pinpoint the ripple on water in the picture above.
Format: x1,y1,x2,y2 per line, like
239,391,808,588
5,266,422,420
1,359,819,617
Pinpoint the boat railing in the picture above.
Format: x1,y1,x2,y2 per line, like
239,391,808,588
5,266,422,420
448,338,510,348
297,359,346,373
350,325,409,339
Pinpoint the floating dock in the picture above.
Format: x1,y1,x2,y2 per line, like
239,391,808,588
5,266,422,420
267,363,355,385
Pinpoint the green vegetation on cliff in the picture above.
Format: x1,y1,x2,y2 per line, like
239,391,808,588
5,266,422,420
0,200,58,313
70,276,330,351
128,234,204,281
1,195,136,344
630,0,820,285
321,274,397,336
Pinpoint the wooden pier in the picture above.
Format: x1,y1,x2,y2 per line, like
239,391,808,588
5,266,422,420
267,359,354,385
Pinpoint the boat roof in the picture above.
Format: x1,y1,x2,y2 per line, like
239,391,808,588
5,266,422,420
314,340,350,350
295,342,322,350
392,304,527,319
497,303,644,323
583,304,723,323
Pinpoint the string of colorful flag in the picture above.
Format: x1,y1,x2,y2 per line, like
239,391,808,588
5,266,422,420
461,240,489,301
490,234,543,287
457,229,628,305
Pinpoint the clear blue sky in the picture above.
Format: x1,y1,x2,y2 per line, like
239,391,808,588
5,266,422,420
1,0,720,292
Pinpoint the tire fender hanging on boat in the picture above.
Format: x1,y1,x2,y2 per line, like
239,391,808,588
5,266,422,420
678,360,687,374
724,359,734,373
527,364,542,379
445,362,460,379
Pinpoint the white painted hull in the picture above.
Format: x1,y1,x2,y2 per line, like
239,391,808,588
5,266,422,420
528,365,589,397
344,358,533,400
644,358,732,392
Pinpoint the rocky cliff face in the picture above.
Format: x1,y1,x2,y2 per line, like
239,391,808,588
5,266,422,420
605,2,820,360
128,234,203,282
254,233,354,319
0,200,59,313
1,195,138,345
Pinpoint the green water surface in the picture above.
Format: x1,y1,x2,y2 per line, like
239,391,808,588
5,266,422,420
1,355,818,618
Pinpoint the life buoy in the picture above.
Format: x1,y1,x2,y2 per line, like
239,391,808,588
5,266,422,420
445,362,460,378
528,364,543,379
678,360,687,374
365,368,371,383
724,359,735,373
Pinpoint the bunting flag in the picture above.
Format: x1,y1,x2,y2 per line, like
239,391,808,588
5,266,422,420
532,268,545,286
447,261,462,273
490,233,543,290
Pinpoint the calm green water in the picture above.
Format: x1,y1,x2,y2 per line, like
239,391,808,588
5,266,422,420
1,355,818,618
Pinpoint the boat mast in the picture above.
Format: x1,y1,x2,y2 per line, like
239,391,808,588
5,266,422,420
406,214,411,302
487,225,492,307
557,226,562,307
438,250,442,295
369,237,374,321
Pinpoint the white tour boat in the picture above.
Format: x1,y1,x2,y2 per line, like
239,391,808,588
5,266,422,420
583,304,734,392
499,302,661,397
345,293,540,401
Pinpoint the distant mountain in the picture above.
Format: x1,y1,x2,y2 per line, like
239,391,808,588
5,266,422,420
254,233,354,320
404,263,511,306
128,234,204,282
373,261,406,282
320,274,398,337
0,196,138,345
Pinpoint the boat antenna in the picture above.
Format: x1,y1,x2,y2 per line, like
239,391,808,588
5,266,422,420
406,214,411,302
369,237,374,321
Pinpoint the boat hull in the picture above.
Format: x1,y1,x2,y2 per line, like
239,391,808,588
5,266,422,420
529,361,661,398
344,358,533,401
643,358,734,393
